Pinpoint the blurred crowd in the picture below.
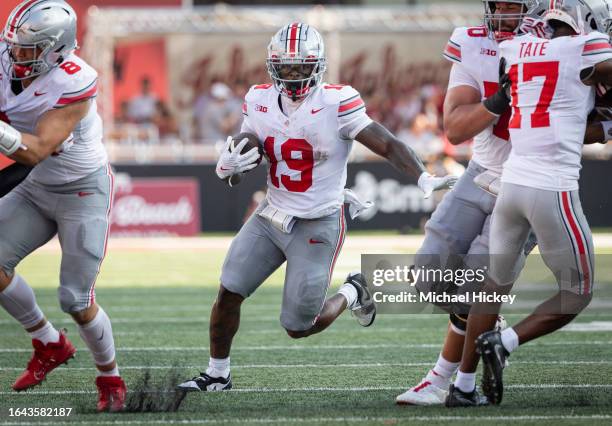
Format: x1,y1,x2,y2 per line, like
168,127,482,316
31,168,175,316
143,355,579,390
111,60,474,171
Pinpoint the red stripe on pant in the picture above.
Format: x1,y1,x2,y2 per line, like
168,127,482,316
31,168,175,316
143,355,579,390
88,165,115,306
561,192,590,294
313,207,346,326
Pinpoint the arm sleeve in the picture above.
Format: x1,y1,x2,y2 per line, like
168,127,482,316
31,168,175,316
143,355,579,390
447,62,480,91
581,33,612,70
338,87,373,140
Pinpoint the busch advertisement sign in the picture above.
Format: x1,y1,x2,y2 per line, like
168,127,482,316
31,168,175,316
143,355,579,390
111,174,200,236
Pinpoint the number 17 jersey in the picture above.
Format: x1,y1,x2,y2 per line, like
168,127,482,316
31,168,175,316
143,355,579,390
240,83,372,219
499,32,612,191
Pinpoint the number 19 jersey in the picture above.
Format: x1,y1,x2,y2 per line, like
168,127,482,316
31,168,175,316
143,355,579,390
240,83,372,219
499,32,612,191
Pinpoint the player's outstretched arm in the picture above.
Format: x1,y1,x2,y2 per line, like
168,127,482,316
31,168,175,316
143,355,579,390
354,121,457,198
0,100,91,166
0,162,33,197
355,121,426,177
581,59,612,87
443,85,499,145
584,120,612,144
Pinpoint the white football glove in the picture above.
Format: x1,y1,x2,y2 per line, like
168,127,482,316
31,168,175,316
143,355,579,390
417,172,458,199
215,136,261,180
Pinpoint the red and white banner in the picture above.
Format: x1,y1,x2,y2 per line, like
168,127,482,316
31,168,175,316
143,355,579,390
110,175,200,236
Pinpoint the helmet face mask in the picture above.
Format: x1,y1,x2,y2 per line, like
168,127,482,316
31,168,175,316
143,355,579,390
3,40,53,79
2,0,78,80
267,23,327,101
483,0,536,40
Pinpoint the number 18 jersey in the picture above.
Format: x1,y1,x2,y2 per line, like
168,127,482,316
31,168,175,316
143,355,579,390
240,83,372,219
499,32,612,191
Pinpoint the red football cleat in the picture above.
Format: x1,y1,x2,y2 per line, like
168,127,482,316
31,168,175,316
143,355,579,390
12,330,76,391
96,376,127,412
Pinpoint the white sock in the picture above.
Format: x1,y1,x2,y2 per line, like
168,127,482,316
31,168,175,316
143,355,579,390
337,283,358,310
501,327,519,353
429,354,459,385
0,274,45,329
78,307,117,370
206,357,230,378
454,370,476,393
98,366,120,377
29,321,60,345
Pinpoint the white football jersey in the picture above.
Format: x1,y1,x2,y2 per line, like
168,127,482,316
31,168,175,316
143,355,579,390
0,43,106,185
499,32,612,191
241,83,372,219
443,26,512,175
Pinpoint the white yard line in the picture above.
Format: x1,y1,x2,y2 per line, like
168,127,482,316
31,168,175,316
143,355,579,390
0,360,610,371
1,415,611,426
0,341,606,354
1,384,611,397
1,341,611,353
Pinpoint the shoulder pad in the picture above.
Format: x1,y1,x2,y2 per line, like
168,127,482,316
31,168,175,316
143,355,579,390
443,26,490,64
50,55,98,99
319,84,359,106
245,83,274,103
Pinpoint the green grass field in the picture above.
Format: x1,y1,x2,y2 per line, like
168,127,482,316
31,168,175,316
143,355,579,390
1,235,611,425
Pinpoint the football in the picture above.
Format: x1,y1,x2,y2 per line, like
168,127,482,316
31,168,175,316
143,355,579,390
224,132,263,186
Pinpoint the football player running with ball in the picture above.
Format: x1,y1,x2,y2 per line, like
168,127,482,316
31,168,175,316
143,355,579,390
0,0,125,411
178,23,456,392
397,0,543,406
455,0,612,406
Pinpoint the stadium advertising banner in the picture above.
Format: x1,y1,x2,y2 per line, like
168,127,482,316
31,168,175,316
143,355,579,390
115,160,612,233
110,176,201,236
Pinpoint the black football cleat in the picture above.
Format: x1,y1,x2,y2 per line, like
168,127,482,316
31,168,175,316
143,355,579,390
345,272,376,327
176,372,232,392
445,384,489,407
476,330,509,405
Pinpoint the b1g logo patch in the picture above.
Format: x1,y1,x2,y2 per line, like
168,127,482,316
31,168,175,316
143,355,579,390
480,48,497,57
255,104,268,113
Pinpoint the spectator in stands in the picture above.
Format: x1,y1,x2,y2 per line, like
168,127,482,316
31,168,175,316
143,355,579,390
127,76,159,124
193,82,241,145
153,100,179,142
397,113,443,160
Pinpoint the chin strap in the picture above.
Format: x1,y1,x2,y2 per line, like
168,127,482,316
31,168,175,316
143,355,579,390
13,64,33,79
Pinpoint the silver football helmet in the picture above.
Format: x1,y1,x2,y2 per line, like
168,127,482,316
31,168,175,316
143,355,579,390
583,0,612,32
483,0,541,40
544,0,609,34
266,23,326,101
2,0,77,80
